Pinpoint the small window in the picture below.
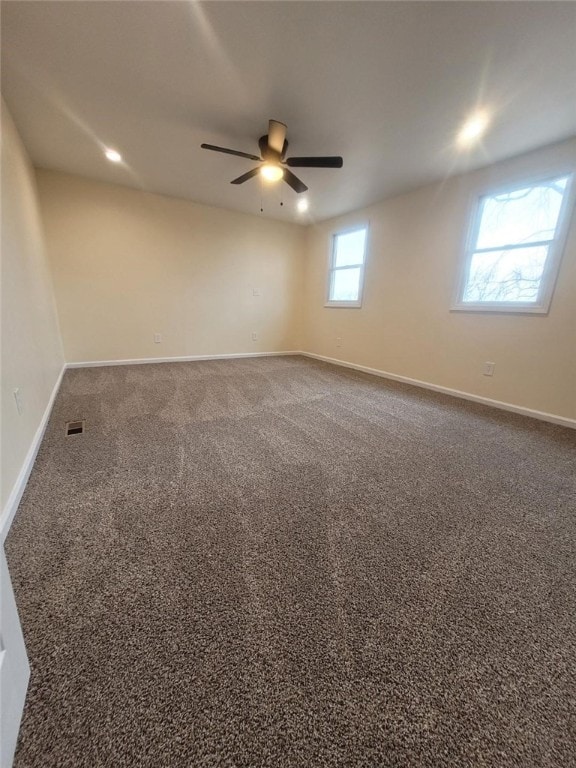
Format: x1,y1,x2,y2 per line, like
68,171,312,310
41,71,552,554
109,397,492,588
454,173,574,313
326,226,368,307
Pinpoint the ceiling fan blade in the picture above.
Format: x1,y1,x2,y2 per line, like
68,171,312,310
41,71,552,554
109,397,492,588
268,120,287,154
201,143,261,162
286,156,343,168
283,169,308,194
230,168,260,185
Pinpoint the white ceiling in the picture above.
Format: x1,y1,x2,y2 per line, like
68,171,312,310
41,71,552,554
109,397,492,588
2,1,576,223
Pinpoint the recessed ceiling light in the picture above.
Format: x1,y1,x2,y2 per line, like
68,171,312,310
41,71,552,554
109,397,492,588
297,198,309,213
260,163,284,182
104,148,122,163
457,111,490,148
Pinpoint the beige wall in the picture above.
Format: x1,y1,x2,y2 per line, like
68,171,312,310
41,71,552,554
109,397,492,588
28,140,576,422
36,170,305,363
1,103,64,520
302,139,576,420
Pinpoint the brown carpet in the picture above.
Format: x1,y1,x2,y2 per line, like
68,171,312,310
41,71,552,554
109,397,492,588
5,355,576,767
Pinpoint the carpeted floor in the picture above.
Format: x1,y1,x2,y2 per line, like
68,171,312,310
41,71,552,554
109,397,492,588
6,355,576,767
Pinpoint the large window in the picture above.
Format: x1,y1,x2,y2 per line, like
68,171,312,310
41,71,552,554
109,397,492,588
326,226,368,307
455,173,574,313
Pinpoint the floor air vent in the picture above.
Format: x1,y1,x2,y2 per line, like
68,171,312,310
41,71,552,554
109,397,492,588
65,420,85,436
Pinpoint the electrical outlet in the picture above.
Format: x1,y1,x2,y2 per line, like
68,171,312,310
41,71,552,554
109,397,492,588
252,288,260,296
336,337,342,348
251,332,258,342
13,388,23,415
483,361,495,377
154,333,162,343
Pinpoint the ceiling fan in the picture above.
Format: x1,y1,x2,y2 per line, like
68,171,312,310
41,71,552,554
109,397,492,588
201,119,343,194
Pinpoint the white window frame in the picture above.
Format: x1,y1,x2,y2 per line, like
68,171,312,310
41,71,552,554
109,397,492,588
452,171,575,314
325,224,369,308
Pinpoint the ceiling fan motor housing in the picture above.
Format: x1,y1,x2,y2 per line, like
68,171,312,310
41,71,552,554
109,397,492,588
258,135,286,163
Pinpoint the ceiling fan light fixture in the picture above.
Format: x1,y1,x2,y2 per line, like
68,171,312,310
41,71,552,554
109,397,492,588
260,163,284,182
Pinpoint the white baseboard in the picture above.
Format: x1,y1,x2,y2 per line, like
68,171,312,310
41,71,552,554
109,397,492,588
301,351,576,430
66,350,301,368
1,364,66,542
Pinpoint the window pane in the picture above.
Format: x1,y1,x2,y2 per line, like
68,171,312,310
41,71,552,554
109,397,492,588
331,267,361,301
476,176,568,250
463,245,548,303
334,229,367,267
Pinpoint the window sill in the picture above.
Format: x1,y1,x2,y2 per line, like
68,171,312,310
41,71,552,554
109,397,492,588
324,301,363,308
451,302,549,315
